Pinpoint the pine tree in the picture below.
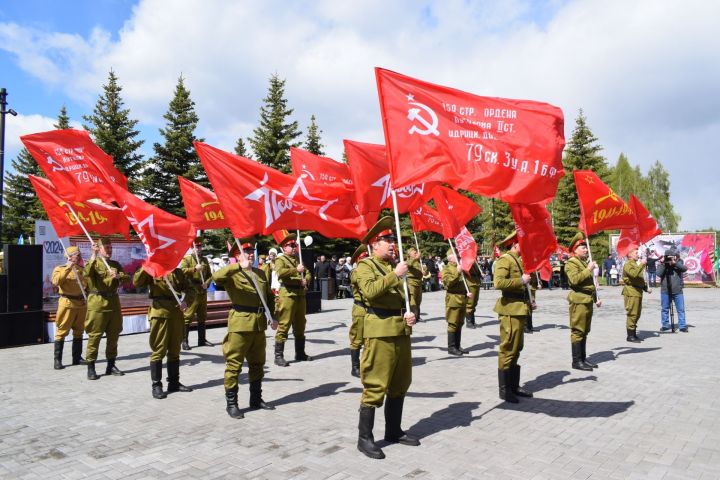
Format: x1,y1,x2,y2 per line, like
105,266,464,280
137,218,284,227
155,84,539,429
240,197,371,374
234,137,250,158
142,76,205,217
645,161,680,231
83,70,144,190
55,105,71,129
551,110,611,256
304,115,325,155
248,74,302,173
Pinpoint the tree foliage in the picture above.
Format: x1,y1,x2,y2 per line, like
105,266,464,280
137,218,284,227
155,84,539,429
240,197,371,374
303,115,325,155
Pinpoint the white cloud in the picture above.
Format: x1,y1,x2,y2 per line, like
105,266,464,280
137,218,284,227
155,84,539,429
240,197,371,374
1,0,718,229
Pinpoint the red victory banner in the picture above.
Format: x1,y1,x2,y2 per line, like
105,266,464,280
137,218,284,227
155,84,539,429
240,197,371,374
574,170,636,236
195,142,367,239
375,68,565,204
510,202,558,273
455,226,478,273
432,186,482,239
29,175,130,238
21,129,128,203
616,195,663,257
409,203,444,236
178,176,229,230
344,139,434,214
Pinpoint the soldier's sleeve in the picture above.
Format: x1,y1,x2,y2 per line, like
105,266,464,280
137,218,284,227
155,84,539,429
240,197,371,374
212,263,239,287
442,266,461,289
493,257,523,290
133,267,152,288
176,268,190,293
565,259,592,286
51,266,69,287
179,256,194,276
274,256,295,282
116,266,130,283
355,260,399,300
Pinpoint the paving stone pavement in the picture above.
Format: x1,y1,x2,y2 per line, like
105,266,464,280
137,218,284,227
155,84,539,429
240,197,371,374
1,286,719,479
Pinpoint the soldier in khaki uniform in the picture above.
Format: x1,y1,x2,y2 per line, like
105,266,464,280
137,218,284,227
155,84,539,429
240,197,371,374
51,246,88,370
464,261,482,329
134,266,192,399
348,244,369,378
406,247,423,321
83,238,129,380
493,231,534,403
442,250,471,356
214,242,277,418
273,232,312,366
355,217,419,460
180,238,213,349
566,232,601,371
622,245,650,343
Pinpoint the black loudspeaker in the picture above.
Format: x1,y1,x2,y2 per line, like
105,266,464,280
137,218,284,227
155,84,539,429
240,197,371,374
3,245,43,312
0,275,6,313
306,290,321,314
0,310,46,347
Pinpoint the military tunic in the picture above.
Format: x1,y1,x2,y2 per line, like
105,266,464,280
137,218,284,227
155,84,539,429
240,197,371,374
180,254,211,327
406,255,423,319
51,264,88,341
83,257,128,362
565,256,596,343
493,252,530,370
355,255,412,407
213,263,274,389
349,268,367,350
622,259,648,330
273,254,311,342
464,262,482,318
442,263,467,333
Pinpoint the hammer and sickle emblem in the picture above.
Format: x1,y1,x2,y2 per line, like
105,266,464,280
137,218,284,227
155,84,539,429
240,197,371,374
407,101,440,136
594,187,620,205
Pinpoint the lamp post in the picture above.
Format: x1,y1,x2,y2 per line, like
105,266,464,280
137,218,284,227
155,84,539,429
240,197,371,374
0,88,19,243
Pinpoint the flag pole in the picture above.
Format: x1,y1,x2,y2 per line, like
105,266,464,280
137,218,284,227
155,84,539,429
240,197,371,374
583,228,601,302
234,239,274,326
295,229,303,264
390,189,412,313
58,239,87,302
447,238,470,294
413,231,422,258
192,246,206,285
63,203,113,271
163,276,184,308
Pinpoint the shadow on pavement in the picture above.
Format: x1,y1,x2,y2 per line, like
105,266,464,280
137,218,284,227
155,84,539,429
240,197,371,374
309,347,351,361
475,319,499,328
339,387,456,399
305,322,347,334
499,398,635,418
534,323,570,331
306,338,337,345
523,370,597,394
271,381,349,407
190,376,303,391
587,346,661,365
412,335,437,344
405,402,484,440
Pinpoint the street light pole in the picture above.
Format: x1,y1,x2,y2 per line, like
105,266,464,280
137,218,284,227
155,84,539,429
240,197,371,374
0,87,19,244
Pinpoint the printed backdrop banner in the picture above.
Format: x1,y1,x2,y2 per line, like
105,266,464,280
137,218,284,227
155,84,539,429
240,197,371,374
35,220,66,299
610,232,717,284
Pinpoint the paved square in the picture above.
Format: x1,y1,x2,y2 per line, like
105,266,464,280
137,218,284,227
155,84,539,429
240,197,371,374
1,286,718,479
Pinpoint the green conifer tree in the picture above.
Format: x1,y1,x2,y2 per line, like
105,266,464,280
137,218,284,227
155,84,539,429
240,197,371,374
83,70,144,190
234,137,250,158
248,74,302,173
304,115,325,155
645,161,680,231
143,76,205,217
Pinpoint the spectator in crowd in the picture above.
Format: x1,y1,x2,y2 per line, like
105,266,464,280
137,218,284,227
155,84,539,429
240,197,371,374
646,249,659,287
603,255,616,286
314,255,330,290
335,258,352,298
610,265,619,286
423,255,439,291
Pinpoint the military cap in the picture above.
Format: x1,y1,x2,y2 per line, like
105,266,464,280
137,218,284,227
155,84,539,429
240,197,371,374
499,230,518,248
351,244,369,264
277,231,297,247
64,245,80,258
361,216,396,244
446,248,457,260
568,231,587,252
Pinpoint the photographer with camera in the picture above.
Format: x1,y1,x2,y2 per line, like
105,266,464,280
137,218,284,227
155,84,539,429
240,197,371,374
656,247,688,332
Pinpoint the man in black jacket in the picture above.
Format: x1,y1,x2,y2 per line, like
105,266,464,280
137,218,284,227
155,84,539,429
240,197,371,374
657,247,688,332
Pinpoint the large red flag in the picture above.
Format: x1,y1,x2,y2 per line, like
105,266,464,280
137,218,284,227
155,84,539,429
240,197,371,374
574,170,636,235
376,68,565,204
178,176,229,230
195,142,367,239
21,129,128,202
432,186,482,239
510,202,558,273
29,175,130,238
343,140,433,214
409,204,444,236
616,195,663,257
454,227,478,273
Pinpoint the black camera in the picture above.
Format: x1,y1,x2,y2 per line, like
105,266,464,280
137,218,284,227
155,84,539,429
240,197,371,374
663,254,676,264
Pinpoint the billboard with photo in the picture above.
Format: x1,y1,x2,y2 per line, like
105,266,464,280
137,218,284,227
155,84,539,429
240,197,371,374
609,232,717,284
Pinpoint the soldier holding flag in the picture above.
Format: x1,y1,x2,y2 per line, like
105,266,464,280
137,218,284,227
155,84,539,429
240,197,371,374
51,246,88,370
180,237,213,349
443,249,471,356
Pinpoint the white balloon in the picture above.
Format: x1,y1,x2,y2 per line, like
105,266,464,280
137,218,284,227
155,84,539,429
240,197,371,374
304,235,313,247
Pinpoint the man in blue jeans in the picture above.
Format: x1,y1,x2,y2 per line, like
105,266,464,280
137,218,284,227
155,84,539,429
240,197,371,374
656,248,688,332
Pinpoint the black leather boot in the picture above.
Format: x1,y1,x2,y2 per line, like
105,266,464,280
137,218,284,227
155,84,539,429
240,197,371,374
71,338,86,365
498,368,518,403
581,339,598,368
524,315,535,334
627,328,641,343
105,358,124,376
225,387,244,419
383,397,420,445
249,380,275,410
166,360,193,392
456,327,469,354
350,349,361,378
274,342,289,367
294,336,313,361
572,342,593,371
197,324,214,347
357,405,385,459
465,313,477,329
87,361,99,380
511,365,533,398
181,324,191,351
633,329,642,342
447,332,463,356
53,340,65,370
150,361,166,399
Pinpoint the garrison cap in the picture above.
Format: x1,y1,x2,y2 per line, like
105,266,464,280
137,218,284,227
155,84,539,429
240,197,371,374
351,244,369,264
499,230,518,248
568,231,587,252
65,246,80,257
